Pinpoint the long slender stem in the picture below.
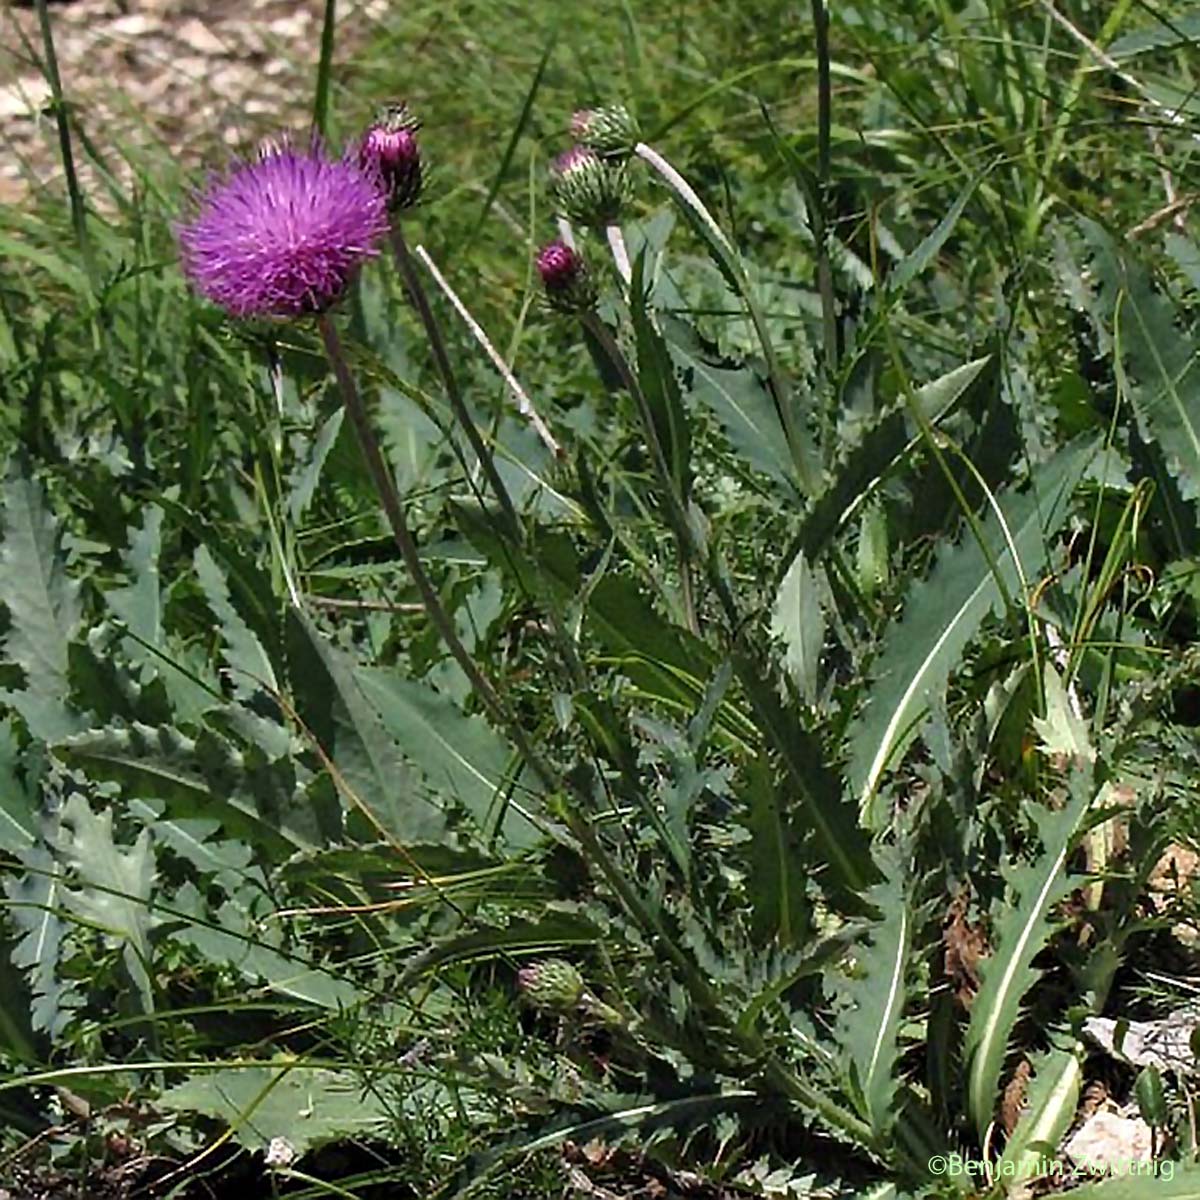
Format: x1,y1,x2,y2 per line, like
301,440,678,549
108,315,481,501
807,0,839,375
311,0,337,139
316,313,556,794
413,244,562,459
33,0,93,285
605,223,633,291
389,224,522,536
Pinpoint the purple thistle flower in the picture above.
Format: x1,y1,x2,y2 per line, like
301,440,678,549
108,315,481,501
536,239,597,313
360,103,424,211
178,142,389,319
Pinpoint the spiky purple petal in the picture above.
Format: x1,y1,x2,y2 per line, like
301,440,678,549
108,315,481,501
178,143,389,319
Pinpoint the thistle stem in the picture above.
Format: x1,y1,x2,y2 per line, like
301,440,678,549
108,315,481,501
33,0,93,286
413,243,562,460
388,224,522,537
316,313,556,794
604,223,632,290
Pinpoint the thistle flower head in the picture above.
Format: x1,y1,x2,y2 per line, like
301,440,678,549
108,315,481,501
570,104,639,158
517,959,585,1013
549,144,630,228
178,140,388,319
360,102,424,211
535,239,596,314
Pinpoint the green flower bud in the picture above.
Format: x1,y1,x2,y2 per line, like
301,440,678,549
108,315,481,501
517,959,585,1013
570,105,640,159
549,145,631,228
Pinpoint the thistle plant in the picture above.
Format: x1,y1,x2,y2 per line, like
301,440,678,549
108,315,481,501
570,103,640,160
535,239,598,314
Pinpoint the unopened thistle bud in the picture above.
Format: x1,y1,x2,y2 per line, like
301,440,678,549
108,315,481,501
361,102,424,211
536,240,597,314
517,959,585,1013
549,145,630,228
570,104,639,159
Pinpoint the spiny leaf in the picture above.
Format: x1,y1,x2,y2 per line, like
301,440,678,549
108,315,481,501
290,610,444,844
964,769,1096,1141
889,169,985,293
1080,220,1200,504
158,1063,388,1155
847,436,1096,824
194,545,277,699
355,667,541,849
742,756,808,947
832,842,915,1140
54,721,313,857
4,844,75,1035
994,1040,1084,1184
58,793,156,1014
0,466,81,740
0,717,34,854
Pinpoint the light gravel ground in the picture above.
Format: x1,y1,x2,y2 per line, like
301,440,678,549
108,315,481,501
1,0,387,206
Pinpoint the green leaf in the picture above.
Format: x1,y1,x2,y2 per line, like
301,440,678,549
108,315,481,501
171,882,359,1010
995,1041,1084,1185
55,722,312,857
4,845,74,1035
288,407,344,524
0,466,81,740
194,545,277,699
158,1063,389,1155
0,718,35,854
964,769,1095,1140
771,550,825,705
742,756,808,947
798,357,992,561
889,169,985,293
355,667,540,849
1061,1166,1200,1199
832,842,914,1140
847,436,1095,823
666,318,795,491
58,793,156,1014
1032,663,1094,763
1081,220,1200,503
290,610,444,843
105,506,215,724
631,252,692,500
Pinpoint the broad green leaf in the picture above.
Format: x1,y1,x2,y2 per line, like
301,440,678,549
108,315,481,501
355,667,540,849
0,467,81,740
55,722,312,857
771,550,825,705
666,318,795,491
58,794,156,1014
1062,1167,1200,1199
1109,15,1200,58
290,610,444,843
158,1063,388,1154
742,756,808,947
171,882,358,1010
832,843,913,1140
847,437,1095,823
1081,221,1200,503
964,769,1095,1140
